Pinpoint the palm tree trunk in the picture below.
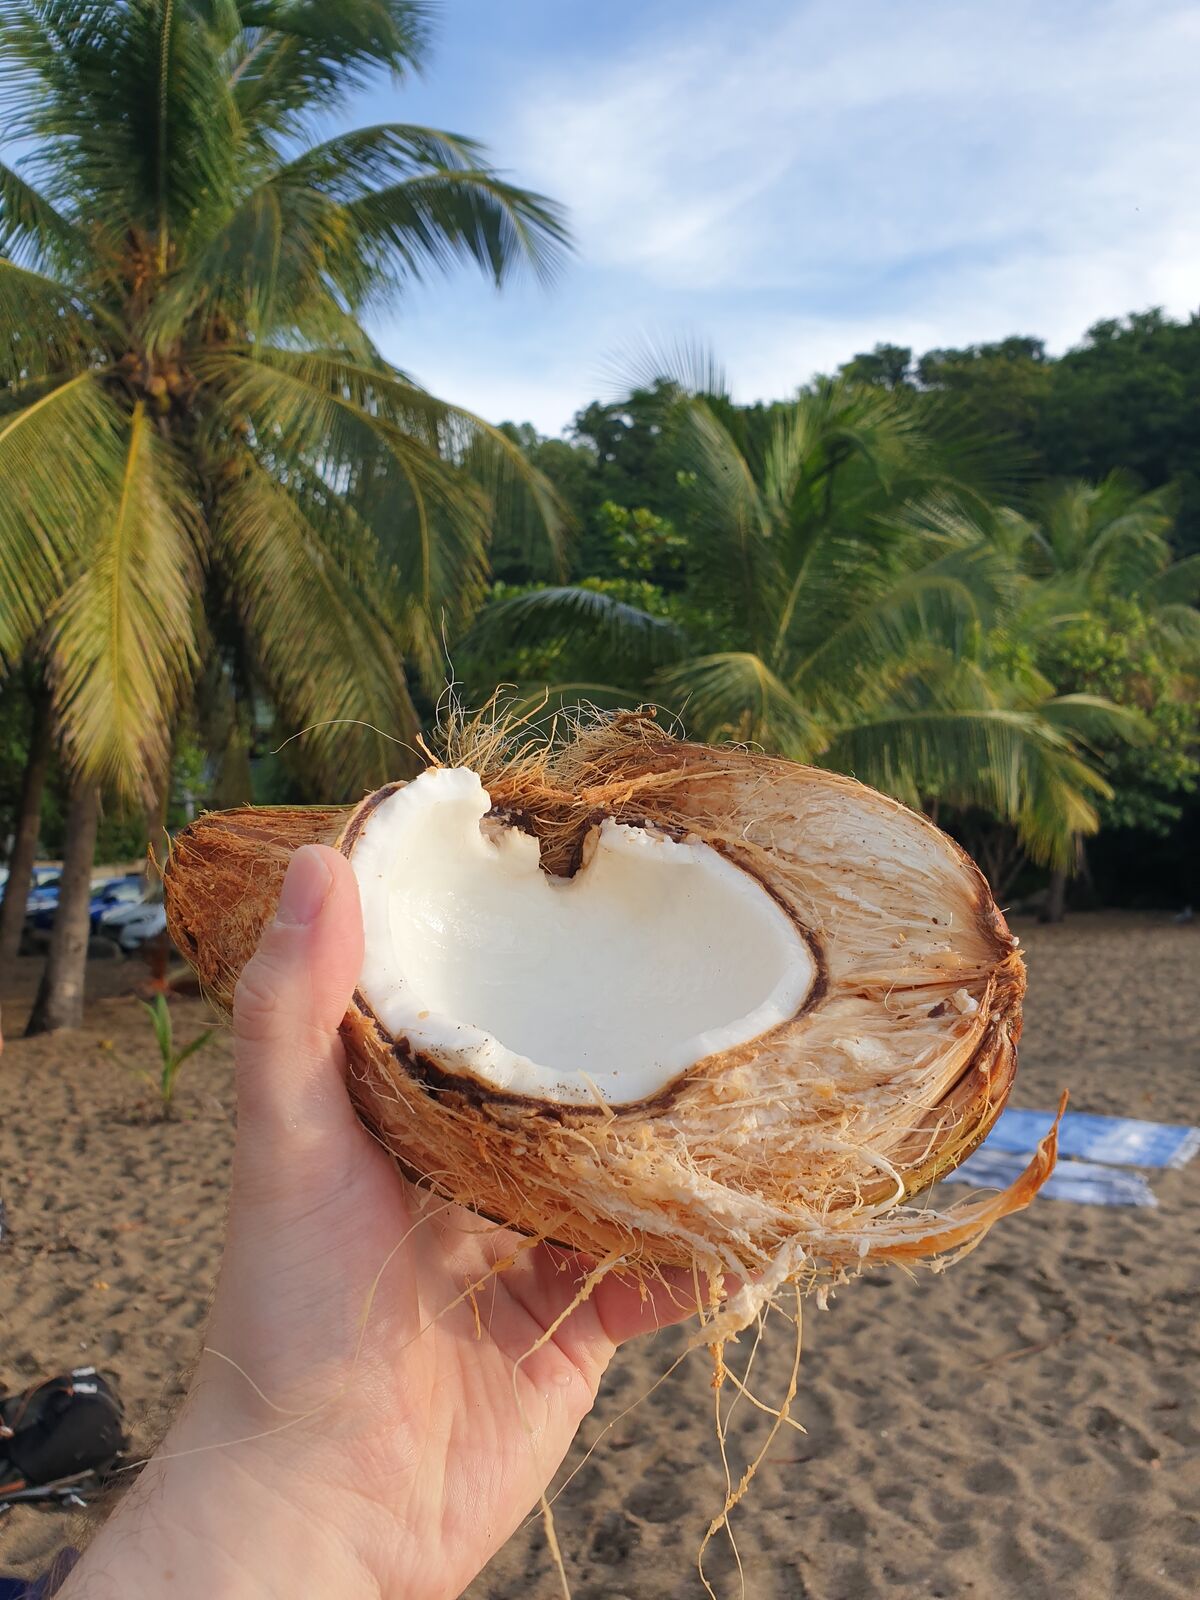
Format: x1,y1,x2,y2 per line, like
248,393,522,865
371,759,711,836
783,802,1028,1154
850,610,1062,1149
0,682,53,964
24,778,100,1035
1039,865,1069,925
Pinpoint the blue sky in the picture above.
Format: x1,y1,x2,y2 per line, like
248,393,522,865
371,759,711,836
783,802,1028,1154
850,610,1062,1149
352,0,1200,434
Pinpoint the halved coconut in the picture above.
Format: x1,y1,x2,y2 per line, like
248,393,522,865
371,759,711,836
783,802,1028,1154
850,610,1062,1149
164,715,1058,1309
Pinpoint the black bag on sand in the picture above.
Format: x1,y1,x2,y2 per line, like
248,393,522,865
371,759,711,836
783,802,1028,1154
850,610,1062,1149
0,1368,128,1503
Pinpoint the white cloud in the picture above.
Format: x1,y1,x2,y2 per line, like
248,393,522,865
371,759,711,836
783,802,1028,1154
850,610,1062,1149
374,0,1200,431
513,0,1200,295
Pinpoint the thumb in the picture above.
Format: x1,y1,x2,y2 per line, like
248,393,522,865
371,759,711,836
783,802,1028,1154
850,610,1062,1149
232,844,365,1171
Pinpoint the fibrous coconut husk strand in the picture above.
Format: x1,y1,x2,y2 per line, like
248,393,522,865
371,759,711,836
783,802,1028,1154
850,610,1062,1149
165,711,1060,1330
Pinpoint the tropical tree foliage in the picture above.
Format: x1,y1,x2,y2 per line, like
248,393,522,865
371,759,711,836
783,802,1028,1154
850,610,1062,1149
470,378,1153,874
1040,605,1199,838
995,474,1200,656
991,477,1200,851
839,311,1200,555
0,0,567,806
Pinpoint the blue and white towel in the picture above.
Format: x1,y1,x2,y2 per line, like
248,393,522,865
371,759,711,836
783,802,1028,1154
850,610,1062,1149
941,1107,1198,1207
982,1107,1200,1170
947,1146,1160,1207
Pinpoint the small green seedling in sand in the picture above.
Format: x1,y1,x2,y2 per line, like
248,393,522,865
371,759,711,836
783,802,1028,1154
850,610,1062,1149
134,994,214,1118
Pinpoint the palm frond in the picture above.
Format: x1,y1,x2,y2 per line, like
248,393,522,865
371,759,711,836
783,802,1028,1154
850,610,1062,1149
46,402,199,796
654,652,827,760
990,505,1043,564
167,121,564,330
0,255,112,381
277,122,493,192
142,179,365,350
1034,692,1149,746
0,370,122,664
191,124,570,304
1142,552,1200,608
671,397,778,640
150,0,243,264
254,345,565,487
199,349,493,668
347,168,570,293
212,449,421,791
202,345,566,589
0,159,93,275
1146,603,1200,659
600,335,728,402
792,561,993,710
228,1,434,137
1,2,239,251
1078,511,1175,595
764,380,925,513
1032,474,1175,592
823,706,1111,868
468,585,683,675
785,498,1010,697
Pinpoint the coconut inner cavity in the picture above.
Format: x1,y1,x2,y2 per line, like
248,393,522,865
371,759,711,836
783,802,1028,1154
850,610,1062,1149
350,767,816,1105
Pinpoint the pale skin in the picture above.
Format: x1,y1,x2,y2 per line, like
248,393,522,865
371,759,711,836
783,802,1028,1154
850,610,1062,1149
59,845,695,1599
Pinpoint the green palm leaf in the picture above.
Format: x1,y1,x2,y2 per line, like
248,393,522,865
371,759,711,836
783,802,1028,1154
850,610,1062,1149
0,370,123,663
0,159,93,275
789,525,1007,704
823,706,1110,867
0,256,112,381
227,1,434,135
1031,474,1176,592
348,166,569,291
670,398,777,640
46,401,199,795
199,349,494,665
1,2,238,252
1034,692,1148,746
469,585,683,675
212,450,420,791
204,346,565,625
1142,553,1200,608
655,652,826,760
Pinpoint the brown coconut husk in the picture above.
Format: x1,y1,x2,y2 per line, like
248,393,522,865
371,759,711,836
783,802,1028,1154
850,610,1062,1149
164,713,1060,1317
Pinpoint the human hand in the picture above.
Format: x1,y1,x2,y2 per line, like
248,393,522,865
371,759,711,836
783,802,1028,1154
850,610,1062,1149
61,845,694,1600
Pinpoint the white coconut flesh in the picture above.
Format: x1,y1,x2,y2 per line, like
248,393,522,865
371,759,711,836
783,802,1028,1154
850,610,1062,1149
351,767,817,1105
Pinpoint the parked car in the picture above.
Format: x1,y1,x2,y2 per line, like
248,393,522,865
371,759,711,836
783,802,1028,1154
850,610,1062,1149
25,874,146,934
97,888,167,953
24,874,63,918
24,865,62,896
88,875,146,931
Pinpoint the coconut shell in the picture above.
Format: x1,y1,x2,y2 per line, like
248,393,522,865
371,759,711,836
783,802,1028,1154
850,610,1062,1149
165,803,352,1006
165,721,1060,1293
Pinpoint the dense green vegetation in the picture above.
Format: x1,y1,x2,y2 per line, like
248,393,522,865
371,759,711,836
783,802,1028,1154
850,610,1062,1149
474,319,1200,908
840,314,1200,555
0,6,1197,1035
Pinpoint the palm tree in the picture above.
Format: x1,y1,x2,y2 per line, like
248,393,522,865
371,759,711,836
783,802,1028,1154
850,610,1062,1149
471,378,1136,876
996,473,1200,652
993,473,1199,917
0,0,567,1029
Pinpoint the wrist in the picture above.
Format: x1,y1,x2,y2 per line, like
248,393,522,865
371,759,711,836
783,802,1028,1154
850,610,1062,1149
58,1446,382,1600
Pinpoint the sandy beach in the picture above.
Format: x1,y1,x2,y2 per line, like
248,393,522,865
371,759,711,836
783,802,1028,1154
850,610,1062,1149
1,913,1198,1598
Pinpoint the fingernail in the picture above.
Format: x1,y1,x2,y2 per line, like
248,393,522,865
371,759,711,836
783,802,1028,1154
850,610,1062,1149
275,847,332,926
